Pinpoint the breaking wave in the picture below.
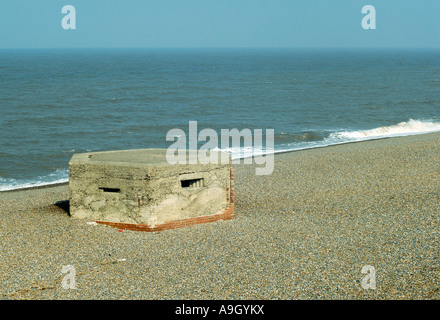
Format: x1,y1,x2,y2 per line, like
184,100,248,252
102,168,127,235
217,119,440,160
330,119,440,140
0,169,69,192
2,119,440,191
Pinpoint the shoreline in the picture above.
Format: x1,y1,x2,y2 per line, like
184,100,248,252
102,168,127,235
0,182,69,194
1,131,439,299
3,130,440,194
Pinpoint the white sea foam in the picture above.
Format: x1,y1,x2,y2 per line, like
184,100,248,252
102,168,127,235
329,119,440,140
2,119,439,191
212,145,271,160
0,169,69,192
217,119,440,160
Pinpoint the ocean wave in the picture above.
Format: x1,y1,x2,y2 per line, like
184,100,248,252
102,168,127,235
2,119,439,191
329,119,440,140
216,119,440,160
276,132,325,143
0,169,69,192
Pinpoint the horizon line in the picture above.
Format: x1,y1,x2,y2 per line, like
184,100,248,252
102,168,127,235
1,46,440,50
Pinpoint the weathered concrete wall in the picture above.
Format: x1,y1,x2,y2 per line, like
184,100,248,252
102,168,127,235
69,149,233,230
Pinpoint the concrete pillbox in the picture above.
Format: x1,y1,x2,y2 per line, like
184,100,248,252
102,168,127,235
68,149,234,231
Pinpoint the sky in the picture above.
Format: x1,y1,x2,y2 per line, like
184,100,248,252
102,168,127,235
0,0,439,49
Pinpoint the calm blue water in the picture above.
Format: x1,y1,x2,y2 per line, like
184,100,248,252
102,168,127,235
1,48,440,190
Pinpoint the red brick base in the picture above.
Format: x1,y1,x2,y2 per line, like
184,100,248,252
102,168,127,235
93,162,235,232
93,203,234,232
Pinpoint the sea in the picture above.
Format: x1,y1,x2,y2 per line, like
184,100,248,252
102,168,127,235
1,48,440,191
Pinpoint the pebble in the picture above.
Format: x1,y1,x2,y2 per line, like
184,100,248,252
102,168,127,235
0,132,439,299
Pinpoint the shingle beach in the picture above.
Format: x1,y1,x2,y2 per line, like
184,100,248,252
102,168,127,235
1,132,439,300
